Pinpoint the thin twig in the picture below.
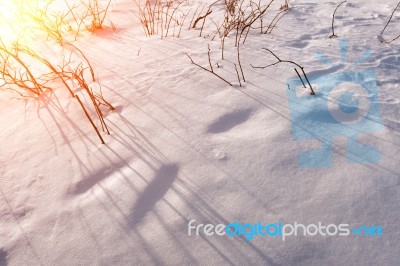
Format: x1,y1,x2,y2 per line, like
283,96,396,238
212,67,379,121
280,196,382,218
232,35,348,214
384,33,400,43
192,10,212,28
75,95,105,144
294,68,306,88
381,1,400,35
207,44,213,72
251,48,315,95
265,9,286,34
330,0,346,38
234,64,242,87
265,10,289,34
184,53,232,86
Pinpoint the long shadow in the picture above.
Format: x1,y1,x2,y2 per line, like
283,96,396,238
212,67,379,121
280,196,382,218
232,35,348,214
107,92,278,264
128,164,178,226
207,108,253,134
0,249,7,266
85,100,277,264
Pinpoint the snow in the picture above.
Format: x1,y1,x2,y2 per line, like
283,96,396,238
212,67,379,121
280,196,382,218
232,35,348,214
0,0,399,265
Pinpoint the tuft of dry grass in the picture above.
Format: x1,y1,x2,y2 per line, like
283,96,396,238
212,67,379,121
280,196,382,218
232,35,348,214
0,39,113,144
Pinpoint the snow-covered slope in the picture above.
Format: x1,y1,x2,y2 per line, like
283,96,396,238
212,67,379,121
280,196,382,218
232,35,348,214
0,0,399,265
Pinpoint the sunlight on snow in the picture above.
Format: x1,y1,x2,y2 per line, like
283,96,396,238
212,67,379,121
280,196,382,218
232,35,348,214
0,0,67,46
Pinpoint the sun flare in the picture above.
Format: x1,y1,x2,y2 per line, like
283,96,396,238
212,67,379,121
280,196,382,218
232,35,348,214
0,1,36,45
0,0,63,46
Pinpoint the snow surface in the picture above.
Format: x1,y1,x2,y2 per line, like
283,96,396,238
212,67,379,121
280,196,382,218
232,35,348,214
0,0,399,265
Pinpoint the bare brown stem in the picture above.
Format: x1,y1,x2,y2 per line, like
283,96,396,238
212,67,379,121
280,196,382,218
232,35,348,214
185,52,232,86
251,48,315,95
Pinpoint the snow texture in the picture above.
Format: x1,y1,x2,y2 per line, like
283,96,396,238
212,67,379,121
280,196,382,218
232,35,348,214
0,0,399,265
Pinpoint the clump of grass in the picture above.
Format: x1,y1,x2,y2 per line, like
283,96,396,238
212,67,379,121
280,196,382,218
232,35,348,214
78,0,113,31
29,1,77,43
185,0,288,86
133,0,189,38
12,0,115,44
0,0,116,143
0,40,113,143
